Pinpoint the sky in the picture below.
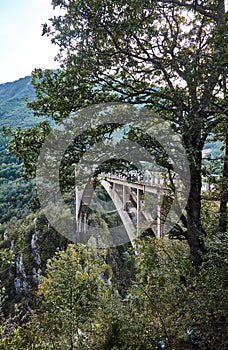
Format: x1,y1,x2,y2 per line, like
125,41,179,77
0,0,60,84
1,1,227,85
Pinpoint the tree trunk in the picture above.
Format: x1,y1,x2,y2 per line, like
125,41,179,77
186,162,204,267
219,119,228,232
218,0,227,232
217,0,225,20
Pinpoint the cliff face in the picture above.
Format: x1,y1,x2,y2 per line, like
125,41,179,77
0,212,68,315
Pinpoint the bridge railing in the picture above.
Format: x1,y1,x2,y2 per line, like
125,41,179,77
100,171,211,193
101,171,165,186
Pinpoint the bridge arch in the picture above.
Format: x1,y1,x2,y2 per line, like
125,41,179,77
75,173,165,247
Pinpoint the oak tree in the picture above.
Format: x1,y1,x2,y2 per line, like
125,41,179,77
10,0,227,266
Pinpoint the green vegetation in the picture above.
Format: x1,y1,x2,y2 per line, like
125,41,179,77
0,1,227,349
0,76,35,129
1,234,227,349
0,76,49,129
0,136,34,224
10,0,227,266
0,76,53,224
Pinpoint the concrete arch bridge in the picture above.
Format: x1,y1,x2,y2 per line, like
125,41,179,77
73,171,210,247
74,171,171,247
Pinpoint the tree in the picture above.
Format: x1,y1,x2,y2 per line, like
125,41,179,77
218,116,228,232
10,244,111,349
1,236,227,349
9,0,227,266
128,236,228,349
37,244,111,349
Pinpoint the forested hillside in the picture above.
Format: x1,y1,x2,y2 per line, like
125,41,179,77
0,76,52,225
0,76,35,129
0,75,51,129
0,136,34,224
0,76,34,224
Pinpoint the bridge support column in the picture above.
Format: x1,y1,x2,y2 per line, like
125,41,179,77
78,213,82,232
83,213,87,233
75,185,80,231
123,185,126,210
101,179,137,247
157,201,162,238
137,188,140,234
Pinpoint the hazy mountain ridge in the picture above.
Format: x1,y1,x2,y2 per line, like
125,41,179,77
0,76,41,129
0,76,33,100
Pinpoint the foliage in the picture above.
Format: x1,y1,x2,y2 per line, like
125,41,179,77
8,0,227,265
1,234,227,349
2,244,111,350
0,2,227,347
0,76,54,224
0,75,51,224
129,237,227,349
0,135,34,224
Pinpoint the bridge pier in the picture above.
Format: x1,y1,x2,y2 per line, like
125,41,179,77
136,188,140,234
157,201,162,238
123,185,127,210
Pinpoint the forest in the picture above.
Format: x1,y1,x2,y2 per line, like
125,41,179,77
0,1,227,349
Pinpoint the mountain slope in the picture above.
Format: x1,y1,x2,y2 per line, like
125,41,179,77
0,76,43,129
0,77,38,224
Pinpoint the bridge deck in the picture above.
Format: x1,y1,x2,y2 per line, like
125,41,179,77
100,174,170,194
